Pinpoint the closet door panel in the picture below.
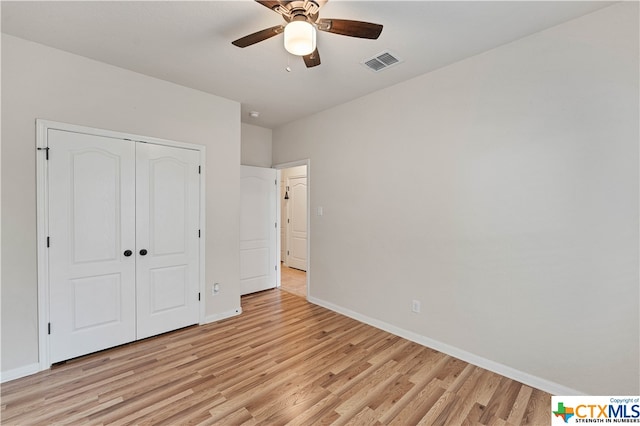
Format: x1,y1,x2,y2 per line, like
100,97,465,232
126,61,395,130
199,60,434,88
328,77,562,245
136,143,200,339
48,130,136,363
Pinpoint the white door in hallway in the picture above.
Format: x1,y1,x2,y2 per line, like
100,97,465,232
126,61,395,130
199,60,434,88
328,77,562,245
135,143,201,339
286,175,307,271
240,166,277,295
48,130,137,363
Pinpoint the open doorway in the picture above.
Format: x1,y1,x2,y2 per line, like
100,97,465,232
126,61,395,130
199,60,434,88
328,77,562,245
277,162,309,298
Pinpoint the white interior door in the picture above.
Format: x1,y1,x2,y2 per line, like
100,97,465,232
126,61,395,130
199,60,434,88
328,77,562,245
136,143,200,339
240,166,277,295
48,130,136,363
280,175,286,261
286,175,307,271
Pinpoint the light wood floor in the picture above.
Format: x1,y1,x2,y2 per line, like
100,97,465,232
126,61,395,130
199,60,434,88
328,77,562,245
280,264,307,298
1,290,551,425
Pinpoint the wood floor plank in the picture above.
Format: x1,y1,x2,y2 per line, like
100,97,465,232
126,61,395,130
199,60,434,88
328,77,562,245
506,385,534,425
0,289,552,425
285,393,343,426
369,375,415,416
333,364,400,421
438,366,488,425
521,388,553,425
387,379,446,425
248,379,329,423
417,390,460,426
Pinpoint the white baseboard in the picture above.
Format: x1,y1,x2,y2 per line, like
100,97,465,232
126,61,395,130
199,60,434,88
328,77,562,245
203,307,242,324
1,363,41,384
307,296,584,396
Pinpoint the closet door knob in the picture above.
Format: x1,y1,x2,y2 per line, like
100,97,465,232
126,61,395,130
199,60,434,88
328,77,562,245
123,250,132,257
139,249,148,256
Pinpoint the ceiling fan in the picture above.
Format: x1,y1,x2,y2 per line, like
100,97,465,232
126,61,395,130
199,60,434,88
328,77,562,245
232,0,383,68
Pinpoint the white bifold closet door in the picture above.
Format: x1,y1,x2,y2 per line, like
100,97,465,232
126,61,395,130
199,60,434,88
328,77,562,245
48,130,199,363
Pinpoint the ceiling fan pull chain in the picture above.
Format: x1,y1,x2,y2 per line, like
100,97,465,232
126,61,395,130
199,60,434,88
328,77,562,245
285,51,292,72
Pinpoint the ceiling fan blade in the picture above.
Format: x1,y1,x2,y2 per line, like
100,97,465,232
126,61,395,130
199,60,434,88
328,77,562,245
317,19,383,39
232,25,285,48
303,48,321,68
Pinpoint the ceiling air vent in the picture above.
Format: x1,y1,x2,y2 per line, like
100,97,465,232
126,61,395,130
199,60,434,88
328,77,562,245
362,51,402,72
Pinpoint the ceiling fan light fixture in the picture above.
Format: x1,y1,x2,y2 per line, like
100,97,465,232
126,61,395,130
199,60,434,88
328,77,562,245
284,21,316,56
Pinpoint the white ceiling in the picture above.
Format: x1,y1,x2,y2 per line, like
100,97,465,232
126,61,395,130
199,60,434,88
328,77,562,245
1,1,613,129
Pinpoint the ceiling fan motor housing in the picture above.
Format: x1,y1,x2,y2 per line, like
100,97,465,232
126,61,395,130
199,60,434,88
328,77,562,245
276,1,321,23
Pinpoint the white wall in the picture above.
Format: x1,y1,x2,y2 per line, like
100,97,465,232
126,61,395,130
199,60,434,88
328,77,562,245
1,35,242,374
241,123,272,167
272,3,639,395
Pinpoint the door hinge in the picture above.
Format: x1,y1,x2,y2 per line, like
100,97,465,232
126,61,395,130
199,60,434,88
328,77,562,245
275,179,277,185
275,265,278,271
198,165,201,174
37,147,49,160
275,222,277,228
47,237,50,248
287,219,290,223
48,322,51,335
198,229,201,238
287,250,290,255
198,292,201,301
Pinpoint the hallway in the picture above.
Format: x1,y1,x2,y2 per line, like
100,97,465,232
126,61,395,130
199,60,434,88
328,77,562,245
280,264,306,298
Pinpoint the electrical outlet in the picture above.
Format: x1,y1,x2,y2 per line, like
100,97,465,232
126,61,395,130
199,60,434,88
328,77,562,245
412,300,421,313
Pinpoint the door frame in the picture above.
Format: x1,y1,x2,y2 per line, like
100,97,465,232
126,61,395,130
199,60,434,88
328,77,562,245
36,119,206,371
273,160,310,297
